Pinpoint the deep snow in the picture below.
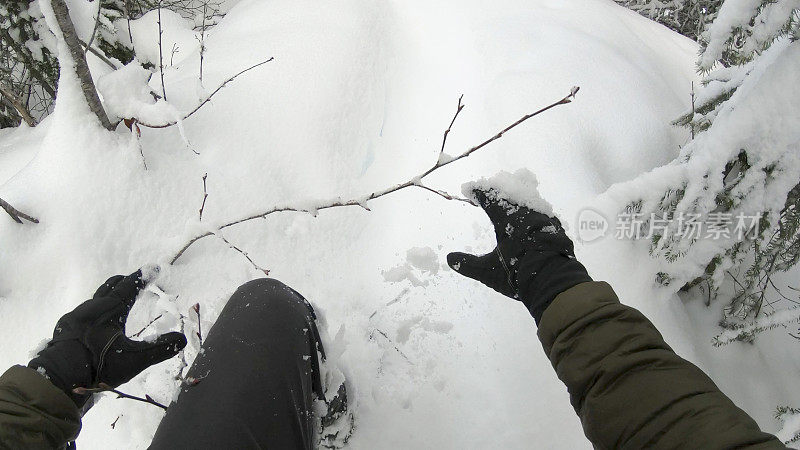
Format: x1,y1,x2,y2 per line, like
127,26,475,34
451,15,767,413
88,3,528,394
1,0,798,448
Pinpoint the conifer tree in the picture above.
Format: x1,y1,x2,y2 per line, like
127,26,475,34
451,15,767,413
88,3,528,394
616,0,725,41
620,0,800,326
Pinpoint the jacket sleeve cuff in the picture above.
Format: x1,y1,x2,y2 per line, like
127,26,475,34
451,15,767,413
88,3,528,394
0,365,81,446
536,281,619,352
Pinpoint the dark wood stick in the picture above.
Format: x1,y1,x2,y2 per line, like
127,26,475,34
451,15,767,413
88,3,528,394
0,197,39,224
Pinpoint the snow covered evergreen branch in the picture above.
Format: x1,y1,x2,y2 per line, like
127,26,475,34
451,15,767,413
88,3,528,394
712,307,800,346
169,87,580,266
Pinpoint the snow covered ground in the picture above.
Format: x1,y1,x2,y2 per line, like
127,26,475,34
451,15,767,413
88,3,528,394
1,0,798,448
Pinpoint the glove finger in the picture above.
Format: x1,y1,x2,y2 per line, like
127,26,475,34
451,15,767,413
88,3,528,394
102,333,187,387
448,251,519,298
134,332,188,366
447,251,497,282
93,275,125,299
109,270,146,309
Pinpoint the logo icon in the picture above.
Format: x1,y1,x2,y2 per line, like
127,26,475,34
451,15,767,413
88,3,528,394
576,208,609,243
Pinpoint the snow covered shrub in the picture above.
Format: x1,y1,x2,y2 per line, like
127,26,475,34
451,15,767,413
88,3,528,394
620,0,800,328
0,0,59,126
615,0,724,41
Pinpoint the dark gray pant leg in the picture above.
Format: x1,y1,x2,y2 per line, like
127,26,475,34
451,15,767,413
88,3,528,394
149,278,324,450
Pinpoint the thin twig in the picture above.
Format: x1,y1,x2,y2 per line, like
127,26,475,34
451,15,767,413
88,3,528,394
198,1,208,84
73,384,168,410
199,173,208,221
157,1,167,101
214,232,270,275
440,94,464,156
169,87,579,264
132,314,163,338
174,314,189,381
690,81,695,140
192,303,203,346
139,58,275,129
85,4,103,55
110,415,121,429
414,183,475,205
370,328,411,363
80,40,119,70
170,43,180,66
0,84,36,126
0,197,39,224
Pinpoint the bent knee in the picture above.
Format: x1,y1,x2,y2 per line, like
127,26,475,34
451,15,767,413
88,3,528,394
230,278,316,319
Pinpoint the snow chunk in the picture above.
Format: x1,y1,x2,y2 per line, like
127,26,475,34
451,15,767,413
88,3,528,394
461,169,554,216
27,338,50,360
140,264,161,283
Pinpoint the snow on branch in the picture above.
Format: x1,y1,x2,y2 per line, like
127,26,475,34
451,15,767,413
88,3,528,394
169,86,580,266
712,306,800,346
135,58,275,129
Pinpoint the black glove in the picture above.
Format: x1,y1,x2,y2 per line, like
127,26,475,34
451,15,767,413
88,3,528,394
28,269,187,408
447,188,592,323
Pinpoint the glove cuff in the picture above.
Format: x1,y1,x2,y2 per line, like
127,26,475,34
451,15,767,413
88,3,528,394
29,340,93,407
517,253,592,324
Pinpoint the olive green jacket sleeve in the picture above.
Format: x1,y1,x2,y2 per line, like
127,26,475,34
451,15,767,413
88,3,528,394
537,281,786,450
0,365,81,449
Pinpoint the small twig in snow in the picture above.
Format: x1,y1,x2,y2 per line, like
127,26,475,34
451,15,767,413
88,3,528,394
73,384,167,410
139,58,275,129
199,173,208,221
110,415,121,429
170,43,180,66
192,303,203,346
157,1,167,101
690,81,696,140
174,314,189,381
370,328,411,363
169,87,580,264
0,197,39,224
132,314,163,338
214,232,271,275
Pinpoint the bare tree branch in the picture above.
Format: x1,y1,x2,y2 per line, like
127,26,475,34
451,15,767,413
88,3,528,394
199,173,208,221
0,84,36,126
169,87,580,264
0,197,39,224
214,232,271,275
81,39,120,70
73,384,168,410
440,94,464,157
51,0,113,130
85,4,103,55
138,58,275,129
192,303,203,346
131,313,163,337
0,27,56,98
157,1,167,101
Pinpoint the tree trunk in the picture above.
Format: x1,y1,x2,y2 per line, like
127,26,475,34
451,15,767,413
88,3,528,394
50,0,113,130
